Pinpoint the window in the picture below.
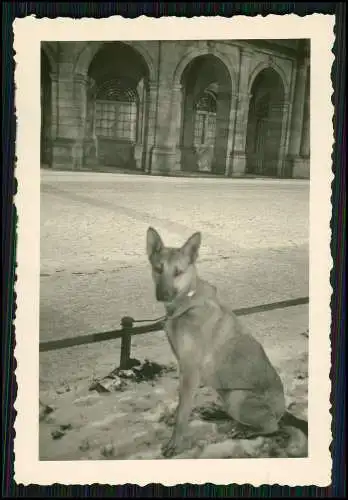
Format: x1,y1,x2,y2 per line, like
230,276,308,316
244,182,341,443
194,112,205,144
95,80,138,141
193,91,217,146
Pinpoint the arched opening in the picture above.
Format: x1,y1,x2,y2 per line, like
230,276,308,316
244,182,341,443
246,68,285,176
86,42,150,170
180,55,232,174
41,49,52,166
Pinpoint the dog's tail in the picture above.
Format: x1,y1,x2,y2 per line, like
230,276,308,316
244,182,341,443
281,411,308,437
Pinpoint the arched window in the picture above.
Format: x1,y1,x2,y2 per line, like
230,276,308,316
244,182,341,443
95,79,138,141
193,90,217,146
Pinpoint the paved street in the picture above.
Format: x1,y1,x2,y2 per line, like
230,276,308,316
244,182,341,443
40,170,309,390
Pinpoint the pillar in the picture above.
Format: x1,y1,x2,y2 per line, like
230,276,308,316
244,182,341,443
145,81,159,173
43,72,59,167
50,72,58,142
151,83,182,174
83,77,98,167
287,58,310,178
277,98,291,177
134,79,146,170
225,94,238,176
300,90,310,158
230,92,252,175
73,73,89,169
213,87,232,175
180,86,196,172
296,76,310,178
230,48,254,176
41,72,53,166
51,63,80,169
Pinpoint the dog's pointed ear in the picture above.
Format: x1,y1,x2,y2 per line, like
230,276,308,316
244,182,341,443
146,227,164,259
181,232,202,263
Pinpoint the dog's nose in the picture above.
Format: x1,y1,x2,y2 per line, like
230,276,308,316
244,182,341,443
156,288,165,301
156,283,169,302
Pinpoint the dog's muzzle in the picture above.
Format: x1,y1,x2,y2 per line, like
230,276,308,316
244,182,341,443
156,282,171,302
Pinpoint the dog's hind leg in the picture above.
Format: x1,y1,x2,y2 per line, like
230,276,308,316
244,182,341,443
217,389,285,439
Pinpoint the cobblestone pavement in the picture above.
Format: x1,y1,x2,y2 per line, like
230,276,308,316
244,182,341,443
39,171,309,460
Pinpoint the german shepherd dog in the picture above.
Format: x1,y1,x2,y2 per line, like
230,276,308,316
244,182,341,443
146,227,308,458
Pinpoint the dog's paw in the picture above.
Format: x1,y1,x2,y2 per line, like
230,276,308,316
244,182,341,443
273,427,291,446
195,403,230,422
161,434,184,458
159,408,176,427
229,425,261,440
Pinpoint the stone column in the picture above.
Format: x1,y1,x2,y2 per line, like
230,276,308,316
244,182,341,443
287,58,310,178
145,81,159,173
83,77,98,167
51,63,80,169
230,92,252,175
151,83,182,174
277,98,291,177
133,79,145,170
172,84,185,171
72,73,89,170
50,72,58,141
300,89,310,158
180,88,196,172
40,73,56,167
224,94,238,176
230,48,254,176
213,87,232,175
56,69,79,138
296,75,310,178
45,72,58,167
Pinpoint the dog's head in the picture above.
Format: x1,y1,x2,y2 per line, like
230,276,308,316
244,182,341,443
146,227,202,303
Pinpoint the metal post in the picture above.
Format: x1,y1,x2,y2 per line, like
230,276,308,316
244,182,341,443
119,316,134,369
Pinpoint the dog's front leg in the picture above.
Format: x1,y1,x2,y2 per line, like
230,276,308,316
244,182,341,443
162,366,200,458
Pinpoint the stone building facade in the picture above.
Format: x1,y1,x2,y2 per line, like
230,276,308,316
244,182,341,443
41,39,310,178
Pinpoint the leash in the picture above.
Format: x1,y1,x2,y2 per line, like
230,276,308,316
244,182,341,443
129,290,197,325
126,315,167,324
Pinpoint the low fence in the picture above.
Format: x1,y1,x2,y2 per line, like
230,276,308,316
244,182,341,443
39,296,309,369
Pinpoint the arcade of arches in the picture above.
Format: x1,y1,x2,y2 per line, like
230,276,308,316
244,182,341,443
40,40,310,178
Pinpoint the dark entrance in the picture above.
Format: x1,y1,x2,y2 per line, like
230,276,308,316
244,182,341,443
246,68,285,176
87,42,150,170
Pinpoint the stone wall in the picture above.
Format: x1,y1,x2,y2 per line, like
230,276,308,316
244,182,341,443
41,40,310,179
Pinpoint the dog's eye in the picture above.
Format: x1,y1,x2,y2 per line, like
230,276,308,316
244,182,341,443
174,268,183,277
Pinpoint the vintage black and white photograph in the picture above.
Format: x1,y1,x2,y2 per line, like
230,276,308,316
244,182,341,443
14,15,333,486
39,36,311,459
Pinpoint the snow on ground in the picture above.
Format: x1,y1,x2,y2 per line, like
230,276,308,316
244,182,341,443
39,172,309,460
39,304,309,460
